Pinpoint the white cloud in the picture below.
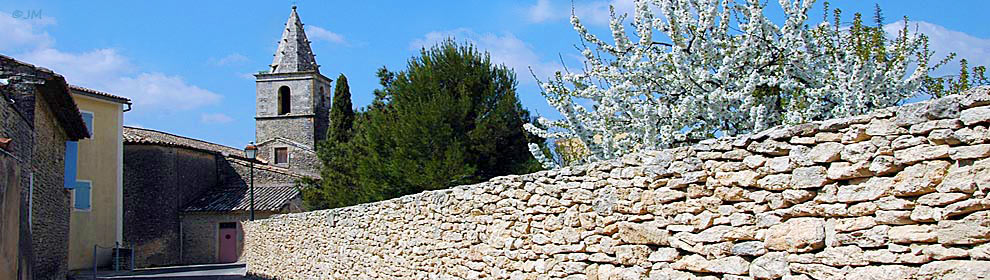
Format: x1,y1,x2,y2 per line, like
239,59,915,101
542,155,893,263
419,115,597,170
211,53,249,66
884,21,990,77
200,113,234,124
528,0,556,23
18,48,133,84
306,25,346,44
0,10,55,50
410,29,562,84
0,12,223,113
114,73,222,111
525,0,634,25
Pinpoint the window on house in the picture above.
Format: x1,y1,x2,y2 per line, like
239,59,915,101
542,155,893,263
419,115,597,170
274,147,288,164
278,86,291,115
81,111,94,138
74,181,91,210
64,141,78,189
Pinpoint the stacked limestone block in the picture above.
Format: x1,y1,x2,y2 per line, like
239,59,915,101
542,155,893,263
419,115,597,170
243,87,990,280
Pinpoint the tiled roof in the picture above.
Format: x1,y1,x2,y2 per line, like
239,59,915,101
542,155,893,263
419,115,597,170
123,126,247,159
182,185,300,212
69,84,131,103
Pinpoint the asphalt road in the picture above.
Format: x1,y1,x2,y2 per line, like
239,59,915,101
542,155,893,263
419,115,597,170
71,263,249,280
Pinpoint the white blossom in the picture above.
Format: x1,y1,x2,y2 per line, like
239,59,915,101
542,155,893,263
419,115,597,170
527,0,930,167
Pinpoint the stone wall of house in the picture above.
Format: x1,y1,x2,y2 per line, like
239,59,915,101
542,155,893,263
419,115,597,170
123,145,219,267
242,88,990,280
124,143,303,268
30,97,72,280
179,212,277,265
0,73,35,280
221,153,308,187
1,152,27,280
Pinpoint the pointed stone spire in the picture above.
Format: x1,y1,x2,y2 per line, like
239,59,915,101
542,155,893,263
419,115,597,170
270,6,319,73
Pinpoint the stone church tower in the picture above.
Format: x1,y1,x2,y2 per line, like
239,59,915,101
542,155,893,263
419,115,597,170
254,6,331,177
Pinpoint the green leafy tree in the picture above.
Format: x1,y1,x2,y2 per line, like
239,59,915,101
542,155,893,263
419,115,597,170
344,39,542,204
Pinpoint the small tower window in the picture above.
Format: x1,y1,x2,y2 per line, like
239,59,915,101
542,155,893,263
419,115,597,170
274,147,289,164
278,86,291,115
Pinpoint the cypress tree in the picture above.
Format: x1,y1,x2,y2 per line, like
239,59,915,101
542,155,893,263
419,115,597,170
301,74,361,210
328,74,355,142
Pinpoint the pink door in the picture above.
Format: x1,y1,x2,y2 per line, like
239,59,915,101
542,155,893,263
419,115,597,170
218,223,238,263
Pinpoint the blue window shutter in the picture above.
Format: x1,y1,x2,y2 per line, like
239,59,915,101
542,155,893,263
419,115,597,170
64,141,78,189
74,181,91,210
81,112,94,137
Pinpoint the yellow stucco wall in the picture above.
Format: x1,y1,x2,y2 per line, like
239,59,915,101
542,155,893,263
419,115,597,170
68,94,124,270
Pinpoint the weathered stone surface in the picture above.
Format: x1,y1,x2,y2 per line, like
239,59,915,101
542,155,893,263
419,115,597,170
766,157,795,173
748,140,792,156
815,246,867,266
732,241,768,257
875,210,914,225
935,164,985,193
868,155,901,175
937,211,990,245
835,225,888,248
917,260,990,279
972,243,990,260
926,95,962,119
917,193,969,206
876,196,915,210
614,245,651,265
842,141,877,163
648,248,680,262
866,118,904,136
891,161,950,196
888,225,937,243
894,144,950,165
239,89,990,280
757,174,791,191
826,161,871,180
749,252,789,280
949,144,990,160
845,266,917,280
834,217,876,232
789,263,846,280
928,129,962,146
960,106,990,125
942,199,990,219
765,218,825,253
922,244,968,260
616,222,669,245
707,256,750,275
790,167,828,189
837,177,891,203
808,142,843,163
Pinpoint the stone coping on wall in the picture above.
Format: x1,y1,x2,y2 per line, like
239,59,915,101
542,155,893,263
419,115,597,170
243,87,990,280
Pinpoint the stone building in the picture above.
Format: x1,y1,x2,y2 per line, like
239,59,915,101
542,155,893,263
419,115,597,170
121,5,327,268
253,5,331,177
122,127,304,267
0,54,91,280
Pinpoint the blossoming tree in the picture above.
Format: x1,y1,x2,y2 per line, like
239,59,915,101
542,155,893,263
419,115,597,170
525,0,939,168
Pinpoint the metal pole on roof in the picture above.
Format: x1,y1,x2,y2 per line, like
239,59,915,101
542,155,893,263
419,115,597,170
245,142,257,221
250,159,255,221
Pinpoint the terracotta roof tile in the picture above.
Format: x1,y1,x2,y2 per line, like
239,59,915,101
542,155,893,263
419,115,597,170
69,85,131,103
123,126,246,158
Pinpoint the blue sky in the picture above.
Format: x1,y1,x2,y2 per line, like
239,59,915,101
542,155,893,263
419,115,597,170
2,0,988,148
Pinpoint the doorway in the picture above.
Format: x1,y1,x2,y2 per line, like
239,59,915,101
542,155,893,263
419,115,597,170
218,222,238,263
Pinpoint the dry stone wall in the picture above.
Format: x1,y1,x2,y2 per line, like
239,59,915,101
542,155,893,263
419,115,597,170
243,88,990,280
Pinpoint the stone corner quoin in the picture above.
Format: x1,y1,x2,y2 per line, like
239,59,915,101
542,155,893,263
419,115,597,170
241,87,990,279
